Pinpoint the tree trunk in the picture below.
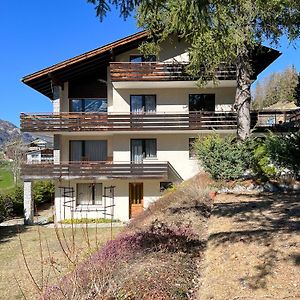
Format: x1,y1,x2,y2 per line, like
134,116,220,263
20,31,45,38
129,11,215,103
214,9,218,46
234,48,252,141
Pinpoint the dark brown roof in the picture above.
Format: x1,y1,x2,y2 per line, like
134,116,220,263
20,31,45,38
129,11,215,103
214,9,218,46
22,30,280,99
22,31,148,99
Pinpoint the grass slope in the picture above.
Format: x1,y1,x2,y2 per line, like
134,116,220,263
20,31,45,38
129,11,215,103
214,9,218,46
0,163,14,191
43,174,213,300
0,225,122,300
198,192,300,299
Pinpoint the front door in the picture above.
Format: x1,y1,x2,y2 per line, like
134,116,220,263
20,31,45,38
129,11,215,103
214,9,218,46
129,182,143,218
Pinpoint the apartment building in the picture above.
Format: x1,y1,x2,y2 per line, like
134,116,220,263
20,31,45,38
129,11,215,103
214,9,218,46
21,31,281,224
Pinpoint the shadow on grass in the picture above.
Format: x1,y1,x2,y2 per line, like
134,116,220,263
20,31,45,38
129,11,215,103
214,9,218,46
0,225,28,244
208,192,300,290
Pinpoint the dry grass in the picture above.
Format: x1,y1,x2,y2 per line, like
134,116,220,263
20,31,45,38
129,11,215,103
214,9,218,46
42,174,213,300
0,225,123,299
128,173,213,235
198,192,300,300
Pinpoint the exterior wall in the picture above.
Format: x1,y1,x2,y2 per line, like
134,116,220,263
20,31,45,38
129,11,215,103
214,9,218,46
58,133,199,181
51,38,233,222
54,179,160,222
115,39,189,63
60,135,114,162
112,87,235,113
113,133,200,180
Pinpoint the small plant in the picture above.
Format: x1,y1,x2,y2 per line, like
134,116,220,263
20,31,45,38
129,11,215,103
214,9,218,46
60,218,120,224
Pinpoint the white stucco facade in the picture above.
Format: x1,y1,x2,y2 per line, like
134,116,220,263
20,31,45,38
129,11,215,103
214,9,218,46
23,34,240,223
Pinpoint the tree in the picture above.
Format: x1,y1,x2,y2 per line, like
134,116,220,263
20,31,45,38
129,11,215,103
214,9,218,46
252,66,299,109
295,73,300,107
88,0,300,140
4,138,27,185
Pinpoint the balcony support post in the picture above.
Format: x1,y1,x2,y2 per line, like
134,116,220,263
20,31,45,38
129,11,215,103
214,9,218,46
24,181,34,225
53,134,61,164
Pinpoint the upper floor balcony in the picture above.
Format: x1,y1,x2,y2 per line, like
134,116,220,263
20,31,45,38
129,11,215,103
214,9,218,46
20,110,300,134
110,62,237,89
21,111,254,133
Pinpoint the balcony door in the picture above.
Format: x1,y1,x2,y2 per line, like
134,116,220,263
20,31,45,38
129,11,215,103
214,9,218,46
129,182,143,218
131,139,157,163
189,94,215,112
130,95,156,113
70,140,107,162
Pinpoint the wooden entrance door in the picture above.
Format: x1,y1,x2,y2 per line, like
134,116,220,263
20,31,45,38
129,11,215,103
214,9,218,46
129,183,144,218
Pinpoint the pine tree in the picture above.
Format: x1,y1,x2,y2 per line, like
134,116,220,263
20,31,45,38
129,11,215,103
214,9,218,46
88,0,300,140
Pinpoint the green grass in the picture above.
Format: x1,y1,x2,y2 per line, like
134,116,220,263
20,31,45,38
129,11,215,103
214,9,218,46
0,164,14,191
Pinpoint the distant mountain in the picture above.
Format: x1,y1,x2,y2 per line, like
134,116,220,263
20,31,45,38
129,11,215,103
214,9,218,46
0,119,43,148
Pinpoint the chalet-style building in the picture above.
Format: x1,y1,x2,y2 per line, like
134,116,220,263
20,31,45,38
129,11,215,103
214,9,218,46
21,31,287,224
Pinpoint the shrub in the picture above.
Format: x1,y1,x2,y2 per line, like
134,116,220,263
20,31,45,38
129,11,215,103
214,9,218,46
10,185,24,215
194,134,252,180
265,131,300,178
251,139,277,179
33,181,54,205
0,194,13,222
43,222,201,300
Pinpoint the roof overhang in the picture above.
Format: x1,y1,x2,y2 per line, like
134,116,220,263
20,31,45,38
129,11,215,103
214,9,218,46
22,31,149,99
22,31,280,99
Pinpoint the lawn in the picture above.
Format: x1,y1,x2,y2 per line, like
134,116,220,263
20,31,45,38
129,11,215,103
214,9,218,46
0,163,14,191
0,225,123,299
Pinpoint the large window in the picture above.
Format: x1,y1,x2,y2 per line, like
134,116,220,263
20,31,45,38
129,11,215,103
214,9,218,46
131,139,157,162
130,95,156,113
189,94,215,112
129,54,156,62
70,98,107,112
76,183,102,205
70,140,107,162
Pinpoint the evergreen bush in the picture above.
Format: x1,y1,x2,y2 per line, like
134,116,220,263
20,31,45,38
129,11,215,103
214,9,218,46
194,134,252,180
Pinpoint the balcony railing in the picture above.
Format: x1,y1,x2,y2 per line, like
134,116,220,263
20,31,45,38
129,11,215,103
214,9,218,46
21,161,179,181
110,62,236,81
252,109,300,132
20,111,253,132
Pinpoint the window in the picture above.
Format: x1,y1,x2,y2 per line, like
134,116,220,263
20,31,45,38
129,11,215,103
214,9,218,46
130,95,156,113
189,138,196,158
129,54,156,62
70,98,107,112
70,140,107,162
189,94,215,111
160,182,173,192
131,139,157,162
76,183,102,205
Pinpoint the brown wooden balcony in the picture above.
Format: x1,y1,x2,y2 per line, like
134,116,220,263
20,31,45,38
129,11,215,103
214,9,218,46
110,62,236,81
21,161,181,181
21,111,251,132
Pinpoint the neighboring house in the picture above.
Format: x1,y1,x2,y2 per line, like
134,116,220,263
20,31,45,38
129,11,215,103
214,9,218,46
26,148,54,164
27,138,52,151
21,31,283,224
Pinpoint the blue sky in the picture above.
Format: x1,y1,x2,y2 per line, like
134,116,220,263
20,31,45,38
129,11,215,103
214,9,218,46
0,1,299,126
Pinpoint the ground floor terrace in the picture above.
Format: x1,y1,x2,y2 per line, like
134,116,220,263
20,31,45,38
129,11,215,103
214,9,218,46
22,149,184,224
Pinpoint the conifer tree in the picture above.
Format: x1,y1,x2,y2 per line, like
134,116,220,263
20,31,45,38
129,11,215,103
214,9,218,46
88,0,300,140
